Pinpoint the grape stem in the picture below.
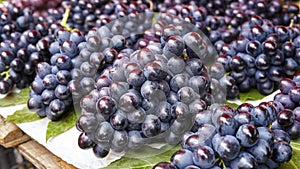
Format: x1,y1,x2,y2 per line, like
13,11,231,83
1,68,11,80
61,5,72,31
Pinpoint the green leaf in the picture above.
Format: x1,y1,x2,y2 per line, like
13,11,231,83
104,144,181,169
46,109,79,141
225,101,239,109
278,139,300,169
6,106,40,123
238,88,266,102
0,88,30,107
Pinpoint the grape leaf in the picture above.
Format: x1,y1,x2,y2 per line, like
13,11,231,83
104,144,181,169
238,88,266,102
6,106,41,123
225,101,239,109
0,88,30,107
278,139,300,169
46,109,79,141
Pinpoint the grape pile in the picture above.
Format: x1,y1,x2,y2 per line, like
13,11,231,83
27,28,86,120
58,0,153,33
75,13,224,158
10,0,63,11
154,0,300,98
0,0,154,95
154,102,292,169
0,0,299,168
217,17,300,98
271,75,300,139
0,2,58,94
27,1,161,121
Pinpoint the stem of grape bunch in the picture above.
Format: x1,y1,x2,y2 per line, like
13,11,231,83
1,68,11,80
60,5,73,31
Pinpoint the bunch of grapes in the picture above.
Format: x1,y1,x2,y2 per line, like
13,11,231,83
25,0,171,121
58,0,153,33
75,13,224,158
154,102,292,169
27,28,87,120
271,75,300,139
9,0,63,11
0,3,62,94
217,16,300,98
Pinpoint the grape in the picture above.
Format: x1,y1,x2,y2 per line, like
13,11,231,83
78,132,94,149
170,149,194,169
76,113,98,133
167,56,186,74
110,111,128,130
127,130,144,150
236,124,259,147
279,78,296,94
92,143,110,158
153,162,176,169
41,89,55,105
96,96,116,115
272,141,292,163
216,113,238,136
250,105,271,126
110,130,129,152
247,139,272,163
163,35,185,58
142,115,162,138
213,135,240,161
27,95,43,112
192,146,215,168
170,73,190,92
277,109,295,127
257,127,274,144
177,87,197,104
230,152,258,169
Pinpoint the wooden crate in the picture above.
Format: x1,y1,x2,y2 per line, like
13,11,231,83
0,115,30,148
0,115,77,169
17,140,77,169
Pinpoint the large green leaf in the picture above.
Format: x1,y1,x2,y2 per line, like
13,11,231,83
225,101,239,109
6,106,41,123
104,144,181,169
238,88,266,102
278,139,300,169
46,109,79,141
0,88,30,107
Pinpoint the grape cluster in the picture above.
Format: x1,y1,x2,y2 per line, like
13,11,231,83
154,102,292,169
59,0,153,33
217,16,300,98
154,1,300,98
271,75,300,139
155,0,300,27
75,13,223,158
0,3,59,94
27,28,86,120
0,0,157,95
9,0,63,11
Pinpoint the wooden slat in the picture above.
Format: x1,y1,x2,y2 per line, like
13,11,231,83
17,140,77,169
0,115,30,148
0,115,77,168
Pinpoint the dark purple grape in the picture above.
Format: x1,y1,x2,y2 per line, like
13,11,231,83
78,132,94,149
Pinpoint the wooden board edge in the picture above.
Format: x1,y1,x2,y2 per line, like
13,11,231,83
17,140,77,169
